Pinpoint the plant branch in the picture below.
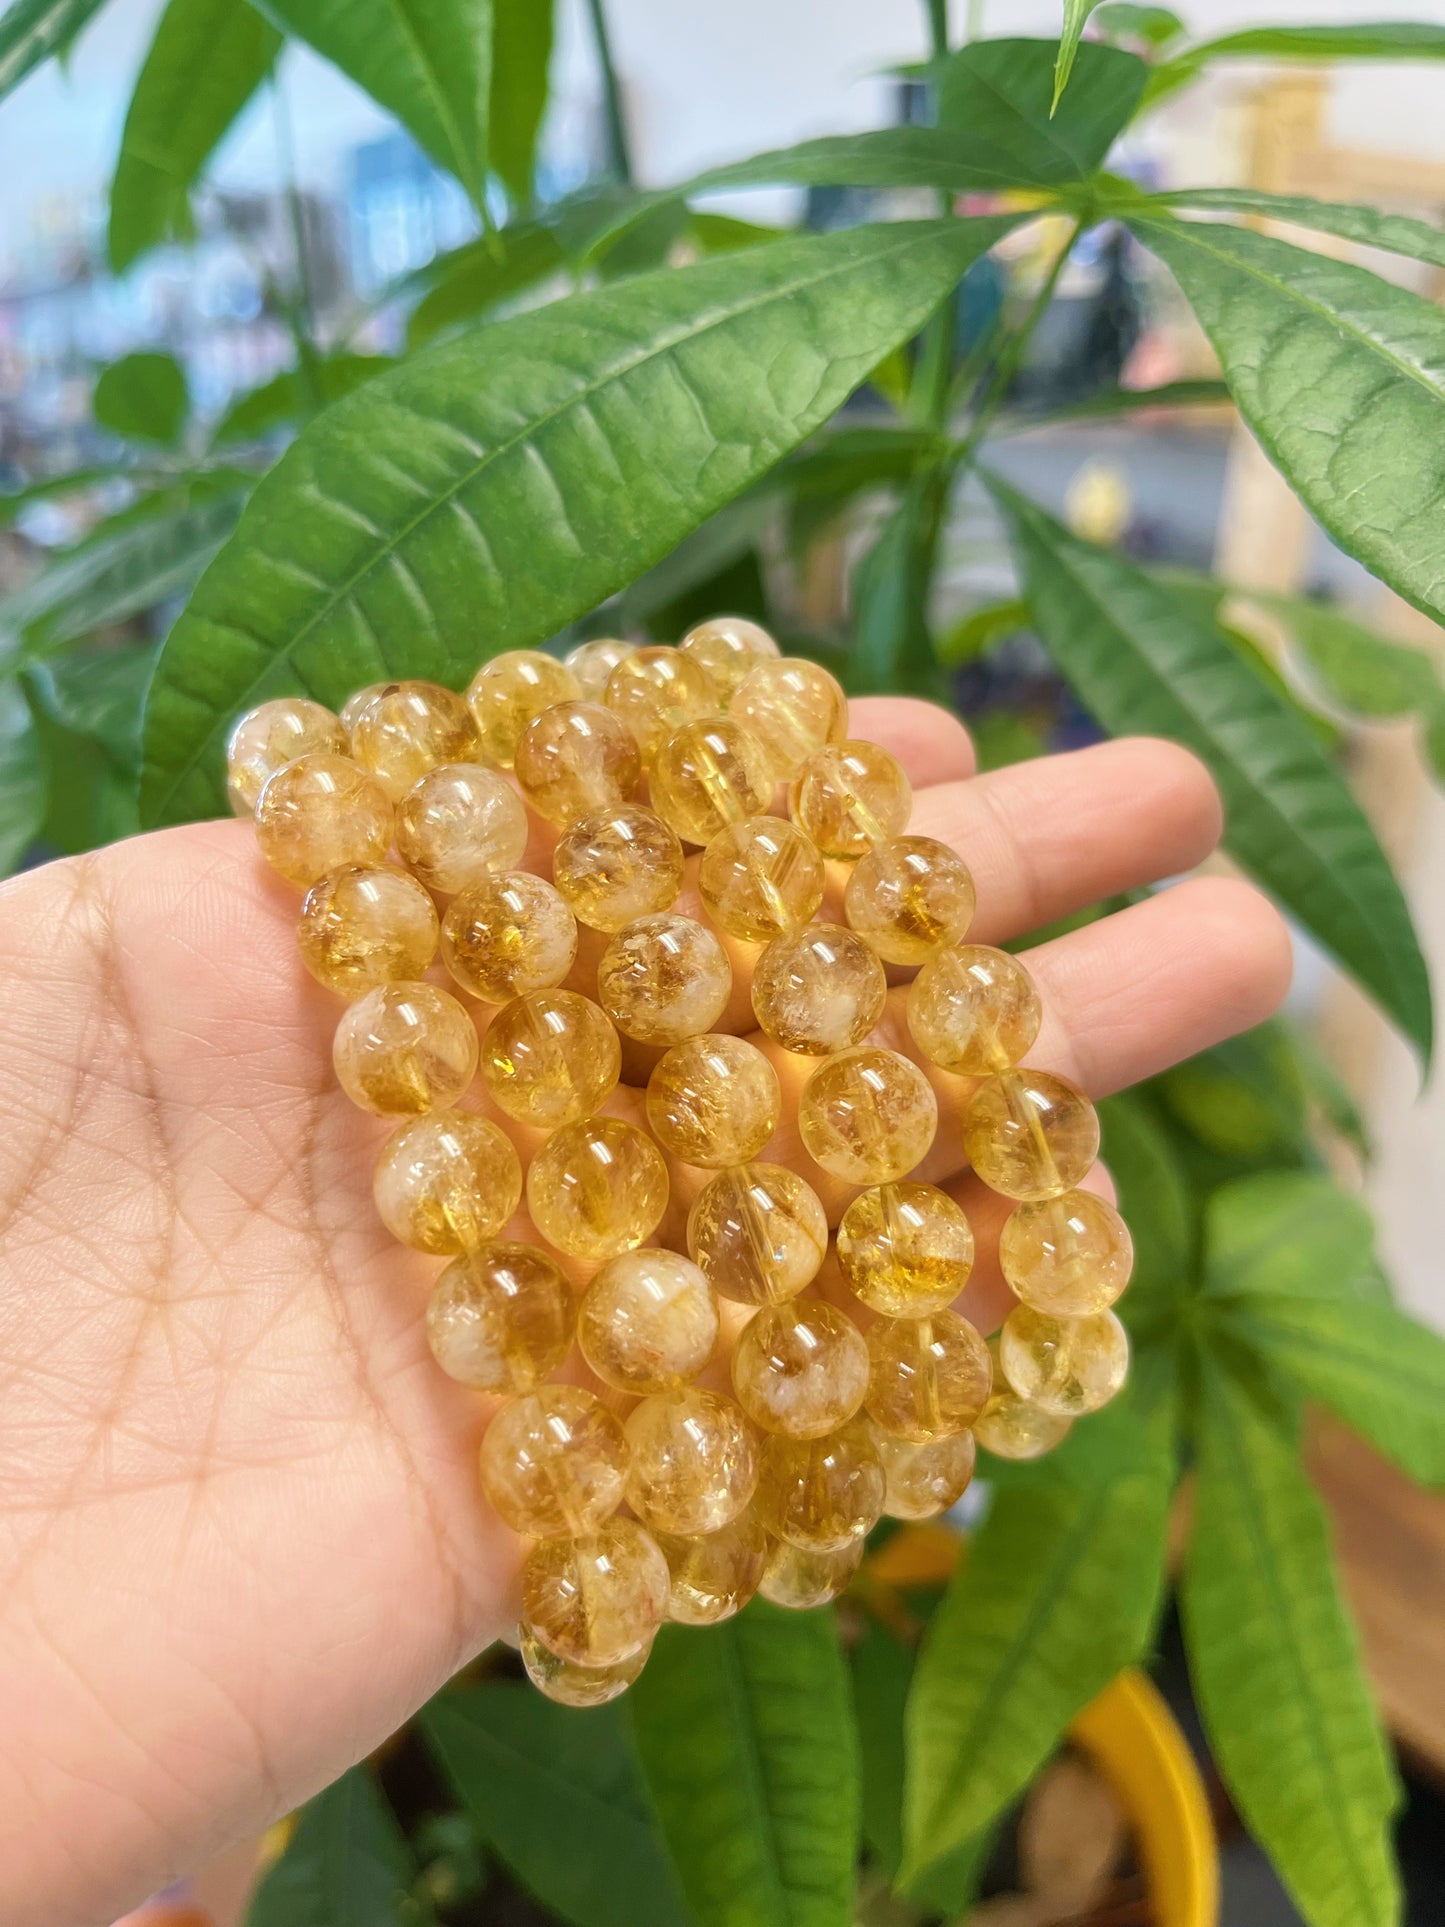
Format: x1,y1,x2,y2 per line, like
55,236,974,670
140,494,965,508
908,0,956,428
269,73,324,411
952,219,1082,470
584,0,634,186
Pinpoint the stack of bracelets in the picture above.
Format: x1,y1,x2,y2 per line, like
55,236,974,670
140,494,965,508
226,618,1133,1709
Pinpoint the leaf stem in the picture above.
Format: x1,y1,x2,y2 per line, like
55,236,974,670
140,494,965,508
584,0,634,186
908,0,956,429
269,72,325,413
952,219,1082,471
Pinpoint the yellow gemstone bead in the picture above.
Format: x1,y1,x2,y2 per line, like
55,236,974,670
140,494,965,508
426,1241,574,1393
297,864,438,996
698,816,824,942
751,924,886,1057
798,1046,938,1186
468,650,581,767
350,679,480,801
730,656,847,782
732,1298,869,1438
790,739,911,858
651,716,774,847
395,763,528,895
646,1034,780,1168
678,615,779,701
565,636,637,700
836,1181,974,1318
578,1249,719,1394
844,834,976,966
999,1305,1129,1417
341,683,387,734
522,1518,670,1667
1000,1191,1134,1317
479,989,620,1130
441,872,578,1004
254,754,393,886
597,913,732,1046
687,1162,828,1306
754,1418,884,1551
227,696,347,814
374,1110,522,1253
963,1070,1100,1201
625,1388,759,1535
333,981,478,1115
520,1623,650,1707
656,1509,769,1626
480,1384,628,1537
603,645,718,765
526,1117,669,1262
907,944,1042,1076
552,803,685,934
871,1423,977,1521
758,1535,862,1610
864,1310,991,1441
974,1379,1073,1461
514,699,641,825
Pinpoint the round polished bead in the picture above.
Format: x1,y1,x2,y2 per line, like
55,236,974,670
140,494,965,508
579,1249,719,1394
625,1388,759,1535
758,1535,862,1610
798,1046,938,1186
341,683,388,734
426,1242,573,1393
678,615,778,701
552,803,685,934
730,656,847,782
698,816,824,942
479,989,620,1130
999,1305,1129,1417
656,1509,769,1626
374,1110,522,1253
350,679,480,801
754,1419,884,1551
646,1034,780,1168
603,645,718,765
687,1163,828,1306
255,754,392,886
526,1117,669,1262
297,864,437,996
441,872,578,1004
333,981,478,1115
395,763,528,895
1000,1191,1134,1317
227,697,347,815
751,924,886,1057
651,716,774,847
565,636,636,700
974,1380,1073,1461
519,1623,649,1707
836,1181,974,1318
468,650,581,768
872,1423,977,1521
732,1298,869,1438
963,1070,1100,1201
522,1518,669,1667
844,834,976,965
514,699,641,825
907,945,1042,1076
480,1385,628,1538
790,739,911,858
864,1310,991,1441
597,913,731,1047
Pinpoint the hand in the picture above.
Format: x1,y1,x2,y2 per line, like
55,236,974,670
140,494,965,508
0,699,1291,1927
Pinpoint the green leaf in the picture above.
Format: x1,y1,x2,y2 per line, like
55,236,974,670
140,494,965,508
936,596,1029,666
30,710,138,854
0,464,149,529
1096,1088,1192,1304
246,1765,413,1926
108,0,282,271
850,468,950,700
1090,3,1184,49
0,0,109,104
490,0,552,206
988,475,1433,1060
1240,591,1440,723
421,1683,692,1927
1002,375,1230,428
1145,188,1445,273
1053,0,1094,111
938,38,1146,184
0,678,47,875
1158,1024,1308,1160
1200,1172,1378,1308
630,1601,859,1927
93,350,189,447
29,639,154,763
1427,700,1445,784
1183,1361,1401,1927
1150,21,1445,104
142,216,1016,826
688,211,782,255
214,354,396,443
405,219,567,347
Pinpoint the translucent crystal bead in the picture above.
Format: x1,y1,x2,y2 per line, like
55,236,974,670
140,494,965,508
468,650,580,768
426,1242,574,1393
999,1305,1129,1417
552,803,685,934
678,615,778,700
395,763,528,894
520,1623,649,1707
758,1535,862,1610
790,740,911,859
227,697,347,814
754,1419,884,1551
625,1388,759,1535
374,1111,522,1253
333,981,478,1115
907,945,1042,1076
872,1423,976,1521
441,873,578,1004
254,754,393,886
350,679,480,801
1000,1191,1134,1317
963,1070,1100,1201
651,716,774,847
687,1163,828,1306
526,1117,669,1262
479,1385,628,1537
844,835,976,966
974,1379,1073,1461
864,1310,991,1441
751,924,886,1057
597,913,731,1046
730,656,847,782
732,1298,869,1438
656,1509,769,1626
514,699,641,825
522,1518,669,1667
341,683,387,734
646,1034,780,1168
798,1046,938,1186
603,645,718,765
296,864,438,997
565,636,636,700
479,989,620,1130
698,816,824,942
578,1249,719,1394
836,1181,974,1318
